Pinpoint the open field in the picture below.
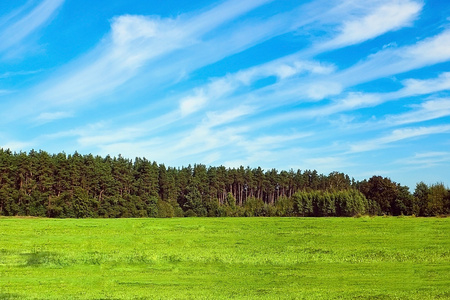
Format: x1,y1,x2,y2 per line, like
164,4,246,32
0,217,449,299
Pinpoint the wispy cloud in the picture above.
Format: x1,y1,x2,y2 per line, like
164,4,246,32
249,29,450,123
349,125,450,153
7,0,421,123
336,29,450,86
384,98,450,125
0,0,64,58
38,14,190,105
33,0,443,164
181,0,275,35
279,72,450,121
0,0,448,189
34,111,74,125
399,72,450,96
0,70,43,79
0,140,32,152
178,57,336,117
8,0,302,120
179,79,235,117
316,0,422,51
398,151,450,168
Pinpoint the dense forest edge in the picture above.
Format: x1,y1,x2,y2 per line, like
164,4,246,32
0,149,448,218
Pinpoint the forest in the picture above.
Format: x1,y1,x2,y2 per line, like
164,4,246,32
0,148,448,218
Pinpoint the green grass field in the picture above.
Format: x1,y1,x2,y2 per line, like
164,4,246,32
0,217,449,299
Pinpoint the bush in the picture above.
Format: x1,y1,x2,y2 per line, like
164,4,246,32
292,190,369,217
184,209,197,217
292,191,314,216
263,204,277,217
204,198,220,217
157,200,174,218
243,197,265,217
275,196,294,216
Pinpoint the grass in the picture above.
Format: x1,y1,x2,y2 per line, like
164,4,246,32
0,216,449,299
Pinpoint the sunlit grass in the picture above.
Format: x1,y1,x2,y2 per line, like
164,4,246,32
0,217,449,299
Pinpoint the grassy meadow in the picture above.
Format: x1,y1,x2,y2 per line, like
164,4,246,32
0,217,449,299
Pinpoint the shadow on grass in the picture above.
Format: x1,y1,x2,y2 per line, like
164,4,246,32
0,293,20,300
21,251,59,267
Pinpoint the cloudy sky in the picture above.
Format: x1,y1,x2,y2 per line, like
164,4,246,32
1,0,449,189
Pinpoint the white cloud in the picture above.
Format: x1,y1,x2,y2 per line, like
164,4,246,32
179,90,208,117
257,42,450,126
78,127,160,149
171,105,254,155
319,0,422,50
1,0,449,189
305,82,343,100
181,47,450,136
243,133,312,153
0,0,64,57
349,125,450,153
385,98,450,125
203,29,450,128
300,93,382,118
9,0,308,122
56,119,167,149
38,14,189,106
0,70,42,79
181,0,274,36
43,103,255,164
177,57,335,116
105,106,308,166
179,78,236,116
396,152,450,169
336,93,381,110
338,29,450,86
234,58,335,85
399,72,450,96
0,140,32,152
302,156,349,172
8,0,416,125
222,135,312,169
274,65,298,79
406,30,450,63
110,15,160,45
206,105,254,127
299,72,450,119
34,111,73,124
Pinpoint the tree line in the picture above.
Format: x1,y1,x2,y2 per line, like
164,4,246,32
0,149,448,218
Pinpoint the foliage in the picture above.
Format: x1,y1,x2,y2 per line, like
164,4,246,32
157,200,174,218
0,149,447,218
243,197,265,217
292,189,368,217
274,196,294,216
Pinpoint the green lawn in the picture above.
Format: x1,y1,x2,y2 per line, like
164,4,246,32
0,217,449,299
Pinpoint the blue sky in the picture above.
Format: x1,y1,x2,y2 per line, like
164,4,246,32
1,0,449,189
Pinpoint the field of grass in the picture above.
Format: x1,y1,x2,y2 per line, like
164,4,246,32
0,217,449,299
